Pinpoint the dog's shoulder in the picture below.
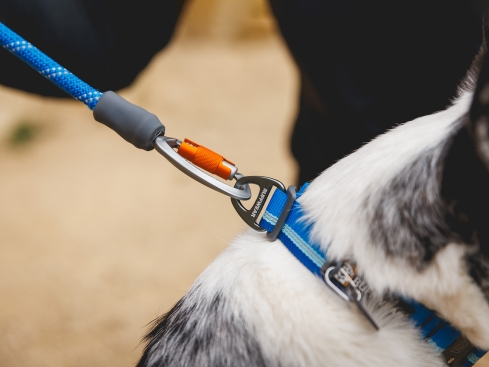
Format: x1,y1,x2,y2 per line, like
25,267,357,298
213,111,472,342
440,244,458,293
138,231,444,367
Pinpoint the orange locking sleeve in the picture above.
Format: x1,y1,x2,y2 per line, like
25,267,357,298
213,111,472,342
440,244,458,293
177,139,236,180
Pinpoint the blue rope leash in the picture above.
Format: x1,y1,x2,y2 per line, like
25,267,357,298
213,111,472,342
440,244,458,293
0,22,102,110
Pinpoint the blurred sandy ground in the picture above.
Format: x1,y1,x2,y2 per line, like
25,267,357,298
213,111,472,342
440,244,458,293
0,1,487,366
0,1,298,366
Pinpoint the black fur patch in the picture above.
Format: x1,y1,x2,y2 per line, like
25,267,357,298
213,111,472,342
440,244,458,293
367,120,469,268
442,117,489,293
440,118,489,251
367,148,455,267
136,286,268,367
368,116,489,270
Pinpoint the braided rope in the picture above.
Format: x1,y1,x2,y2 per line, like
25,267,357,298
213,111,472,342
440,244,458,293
0,22,102,110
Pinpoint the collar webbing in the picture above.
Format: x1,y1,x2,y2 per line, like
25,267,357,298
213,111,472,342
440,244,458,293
260,183,325,276
259,184,486,366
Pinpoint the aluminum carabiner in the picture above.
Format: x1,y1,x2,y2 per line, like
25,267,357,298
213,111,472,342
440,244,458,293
153,136,252,201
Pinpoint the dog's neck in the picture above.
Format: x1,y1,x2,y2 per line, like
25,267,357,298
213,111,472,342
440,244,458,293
298,92,489,348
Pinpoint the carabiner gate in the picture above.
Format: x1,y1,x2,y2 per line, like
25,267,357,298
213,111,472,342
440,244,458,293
153,136,252,201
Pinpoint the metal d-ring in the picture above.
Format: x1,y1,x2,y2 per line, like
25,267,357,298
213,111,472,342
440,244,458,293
338,267,362,302
153,136,252,200
324,266,361,302
231,176,286,232
324,266,351,302
324,265,379,330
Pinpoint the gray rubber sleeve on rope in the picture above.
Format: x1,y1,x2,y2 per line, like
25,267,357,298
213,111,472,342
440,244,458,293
93,91,165,151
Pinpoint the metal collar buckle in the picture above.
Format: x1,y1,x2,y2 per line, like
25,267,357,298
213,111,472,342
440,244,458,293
322,261,379,330
153,136,252,200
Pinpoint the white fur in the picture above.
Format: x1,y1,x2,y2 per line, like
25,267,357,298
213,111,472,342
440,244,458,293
195,232,444,366
301,91,489,348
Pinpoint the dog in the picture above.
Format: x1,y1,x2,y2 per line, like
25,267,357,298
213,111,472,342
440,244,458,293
135,40,489,367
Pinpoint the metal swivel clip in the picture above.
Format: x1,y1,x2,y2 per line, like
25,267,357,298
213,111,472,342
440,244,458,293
323,260,379,330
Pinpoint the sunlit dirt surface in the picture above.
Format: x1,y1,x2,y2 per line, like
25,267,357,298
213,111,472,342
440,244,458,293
0,1,487,366
0,34,298,367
